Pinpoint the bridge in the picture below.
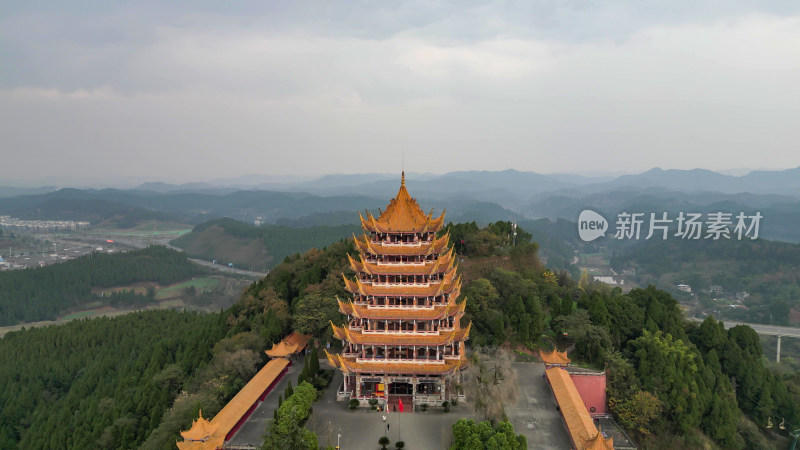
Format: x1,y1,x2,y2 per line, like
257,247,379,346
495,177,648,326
689,316,800,362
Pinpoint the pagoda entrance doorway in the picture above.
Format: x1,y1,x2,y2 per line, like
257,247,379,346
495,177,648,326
388,382,414,413
389,382,413,395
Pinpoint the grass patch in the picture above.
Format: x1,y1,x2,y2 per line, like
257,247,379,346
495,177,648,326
60,306,116,321
157,299,186,308
155,277,219,300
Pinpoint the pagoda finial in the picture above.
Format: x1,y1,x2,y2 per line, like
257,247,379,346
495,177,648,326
401,171,405,187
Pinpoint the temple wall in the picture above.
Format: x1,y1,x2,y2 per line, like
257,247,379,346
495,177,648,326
569,371,608,416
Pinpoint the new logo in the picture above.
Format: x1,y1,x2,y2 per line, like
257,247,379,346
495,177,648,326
578,210,608,242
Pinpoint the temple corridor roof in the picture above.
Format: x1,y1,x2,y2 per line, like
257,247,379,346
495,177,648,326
546,367,614,450
177,358,290,450
540,348,572,365
265,332,310,358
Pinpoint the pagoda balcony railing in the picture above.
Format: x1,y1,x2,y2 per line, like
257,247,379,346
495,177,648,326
375,241,425,247
354,357,446,364
414,394,445,404
367,281,432,287
360,329,440,335
371,260,427,266
355,304,437,310
354,300,445,308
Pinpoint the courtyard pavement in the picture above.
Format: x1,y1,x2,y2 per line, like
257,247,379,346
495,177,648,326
226,359,571,449
307,368,478,449
506,362,572,450
307,361,571,450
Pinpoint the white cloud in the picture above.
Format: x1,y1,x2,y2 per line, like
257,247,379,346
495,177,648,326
1,7,800,184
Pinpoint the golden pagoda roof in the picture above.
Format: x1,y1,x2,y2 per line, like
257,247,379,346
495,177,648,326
360,173,446,233
338,296,466,320
331,321,471,346
265,332,310,358
343,271,461,298
180,410,218,442
348,249,456,276
354,232,451,256
325,350,469,375
540,348,571,365
582,433,615,450
546,367,614,450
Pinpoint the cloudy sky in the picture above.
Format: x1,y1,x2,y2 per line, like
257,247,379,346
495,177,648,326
2,1,799,186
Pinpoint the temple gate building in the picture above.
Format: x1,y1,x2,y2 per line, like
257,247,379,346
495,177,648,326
326,173,470,411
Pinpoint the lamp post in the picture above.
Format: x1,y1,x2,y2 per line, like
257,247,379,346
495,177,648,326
337,433,341,449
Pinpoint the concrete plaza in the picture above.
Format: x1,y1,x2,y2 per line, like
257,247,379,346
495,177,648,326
227,359,571,449
306,361,571,450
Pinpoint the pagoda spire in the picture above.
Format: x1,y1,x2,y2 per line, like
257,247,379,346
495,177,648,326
401,171,405,187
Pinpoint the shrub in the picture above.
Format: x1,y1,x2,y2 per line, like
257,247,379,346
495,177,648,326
395,441,405,449
348,398,360,410
379,436,390,450
442,400,450,413
421,403,428,412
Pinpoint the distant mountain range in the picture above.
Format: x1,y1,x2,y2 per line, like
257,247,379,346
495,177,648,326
1,166,798,240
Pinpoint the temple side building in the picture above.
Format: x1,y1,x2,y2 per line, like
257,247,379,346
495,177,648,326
326,173,470,411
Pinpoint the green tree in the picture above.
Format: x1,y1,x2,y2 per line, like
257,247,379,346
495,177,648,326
629,330,708,433
608,390,662,436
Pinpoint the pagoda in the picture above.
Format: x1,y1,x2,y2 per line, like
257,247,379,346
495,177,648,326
326,173,470,411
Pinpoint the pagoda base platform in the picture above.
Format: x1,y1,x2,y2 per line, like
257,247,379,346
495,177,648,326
335,372,465,411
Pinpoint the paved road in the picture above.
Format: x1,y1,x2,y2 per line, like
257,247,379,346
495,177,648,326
688,316,800,338
187,257,268,279
506,362,572,450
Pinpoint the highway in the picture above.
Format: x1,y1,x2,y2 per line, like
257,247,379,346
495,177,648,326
688,316,800,338
187,257,268,279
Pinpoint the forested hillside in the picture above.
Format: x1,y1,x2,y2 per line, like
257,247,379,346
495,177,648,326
2,220,798,449
171,217,361,270
0,311,228,449
610,237,800,324
0,246,203,325
236,220,800,448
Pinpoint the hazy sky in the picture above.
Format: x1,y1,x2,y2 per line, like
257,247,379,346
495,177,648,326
2,1,799,185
